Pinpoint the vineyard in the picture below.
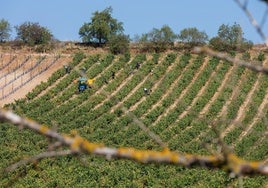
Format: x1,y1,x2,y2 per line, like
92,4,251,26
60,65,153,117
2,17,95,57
0,53,71,105
1,51,268,187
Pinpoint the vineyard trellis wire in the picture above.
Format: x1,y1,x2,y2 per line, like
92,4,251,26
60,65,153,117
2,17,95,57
0,56,46,90
0,55,61,101
0,55,17,71
0,55,31,81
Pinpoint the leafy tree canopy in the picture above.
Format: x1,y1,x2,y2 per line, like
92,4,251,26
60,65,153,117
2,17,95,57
209,23,253,52
108,34,130,54
178,27,208,46
79,7,124,45
146,25,177,44
0,18,11,42
136,25,177,52
218,23,243,45
15,22,53,46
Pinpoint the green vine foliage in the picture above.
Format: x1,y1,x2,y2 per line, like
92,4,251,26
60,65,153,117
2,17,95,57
1,52,268,187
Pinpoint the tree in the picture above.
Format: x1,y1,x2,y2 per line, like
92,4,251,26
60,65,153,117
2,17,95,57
178,27,208,48
0,19,11,42
137,25,177,52
108,34,130,54
209,23,253,52
218,23,242,45
15,22,53,46
79,7,124,45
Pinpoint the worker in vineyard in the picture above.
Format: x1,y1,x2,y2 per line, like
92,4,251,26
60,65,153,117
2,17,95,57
87,78,96,88
144,87,151,95
75,77,95,92
64,65,71,73
136,62,141,69
80,67,86,74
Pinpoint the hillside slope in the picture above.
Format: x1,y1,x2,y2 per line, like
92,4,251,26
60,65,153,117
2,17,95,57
1,52,268,187
0,53,72,106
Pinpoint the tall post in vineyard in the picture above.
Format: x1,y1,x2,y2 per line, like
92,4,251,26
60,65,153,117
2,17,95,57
0,54,2,69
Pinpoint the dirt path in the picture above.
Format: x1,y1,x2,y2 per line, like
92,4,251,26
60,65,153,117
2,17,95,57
41,55,100,104
178,64,221,120
128,55,176,112
93,59,136,111
140,56,183,117
237,87,268,142
235,60,268,143
110,73,150,113
164,60,222,144
153,57,210,125
34,56,71,99
216,68,248,119
221,73,261,138
199,65,235,116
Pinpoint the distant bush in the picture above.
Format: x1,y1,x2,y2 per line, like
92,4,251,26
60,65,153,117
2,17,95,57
242,51,251,61
178,27,208,49
256,52,265,62
108,34,130,54
15,22,53,46
135,25,176,53
0,19,11,42
209,23,253,52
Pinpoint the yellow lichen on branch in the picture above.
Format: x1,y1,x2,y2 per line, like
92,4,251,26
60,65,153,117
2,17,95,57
227,154,267,176
39,125,49,134
0,108,268,176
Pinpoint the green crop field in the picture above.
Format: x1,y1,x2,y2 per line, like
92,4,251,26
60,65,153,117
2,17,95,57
1,51,268,187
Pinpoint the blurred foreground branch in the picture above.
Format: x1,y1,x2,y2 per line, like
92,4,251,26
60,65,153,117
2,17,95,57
5,150,74,172
234,0,268,46
194,46,268,74
75,67,167,149
1,108,268,177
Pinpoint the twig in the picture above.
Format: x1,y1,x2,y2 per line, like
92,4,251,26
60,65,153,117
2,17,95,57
1,108,268,176
74,67,167,148
194,46,268,74
5,150,74,172
234,0,268,46
260,6,268,28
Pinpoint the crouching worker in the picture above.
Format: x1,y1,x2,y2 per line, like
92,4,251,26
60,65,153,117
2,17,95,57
64,65,71,74
144,87,151,95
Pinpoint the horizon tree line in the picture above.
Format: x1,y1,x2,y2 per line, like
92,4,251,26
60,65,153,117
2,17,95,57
0,7,253,54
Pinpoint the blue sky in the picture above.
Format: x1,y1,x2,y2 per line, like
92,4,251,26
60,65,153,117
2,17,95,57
1,0,267,44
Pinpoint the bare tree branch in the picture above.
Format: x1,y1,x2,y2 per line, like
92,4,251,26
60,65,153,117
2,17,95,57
234,0,268,46
1,108,268,176
5,150,75,172
194,46,268,74
260,6,268,28
75,67,167,149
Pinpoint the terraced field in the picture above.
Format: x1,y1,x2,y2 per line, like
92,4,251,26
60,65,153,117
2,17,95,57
1,52,268,187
